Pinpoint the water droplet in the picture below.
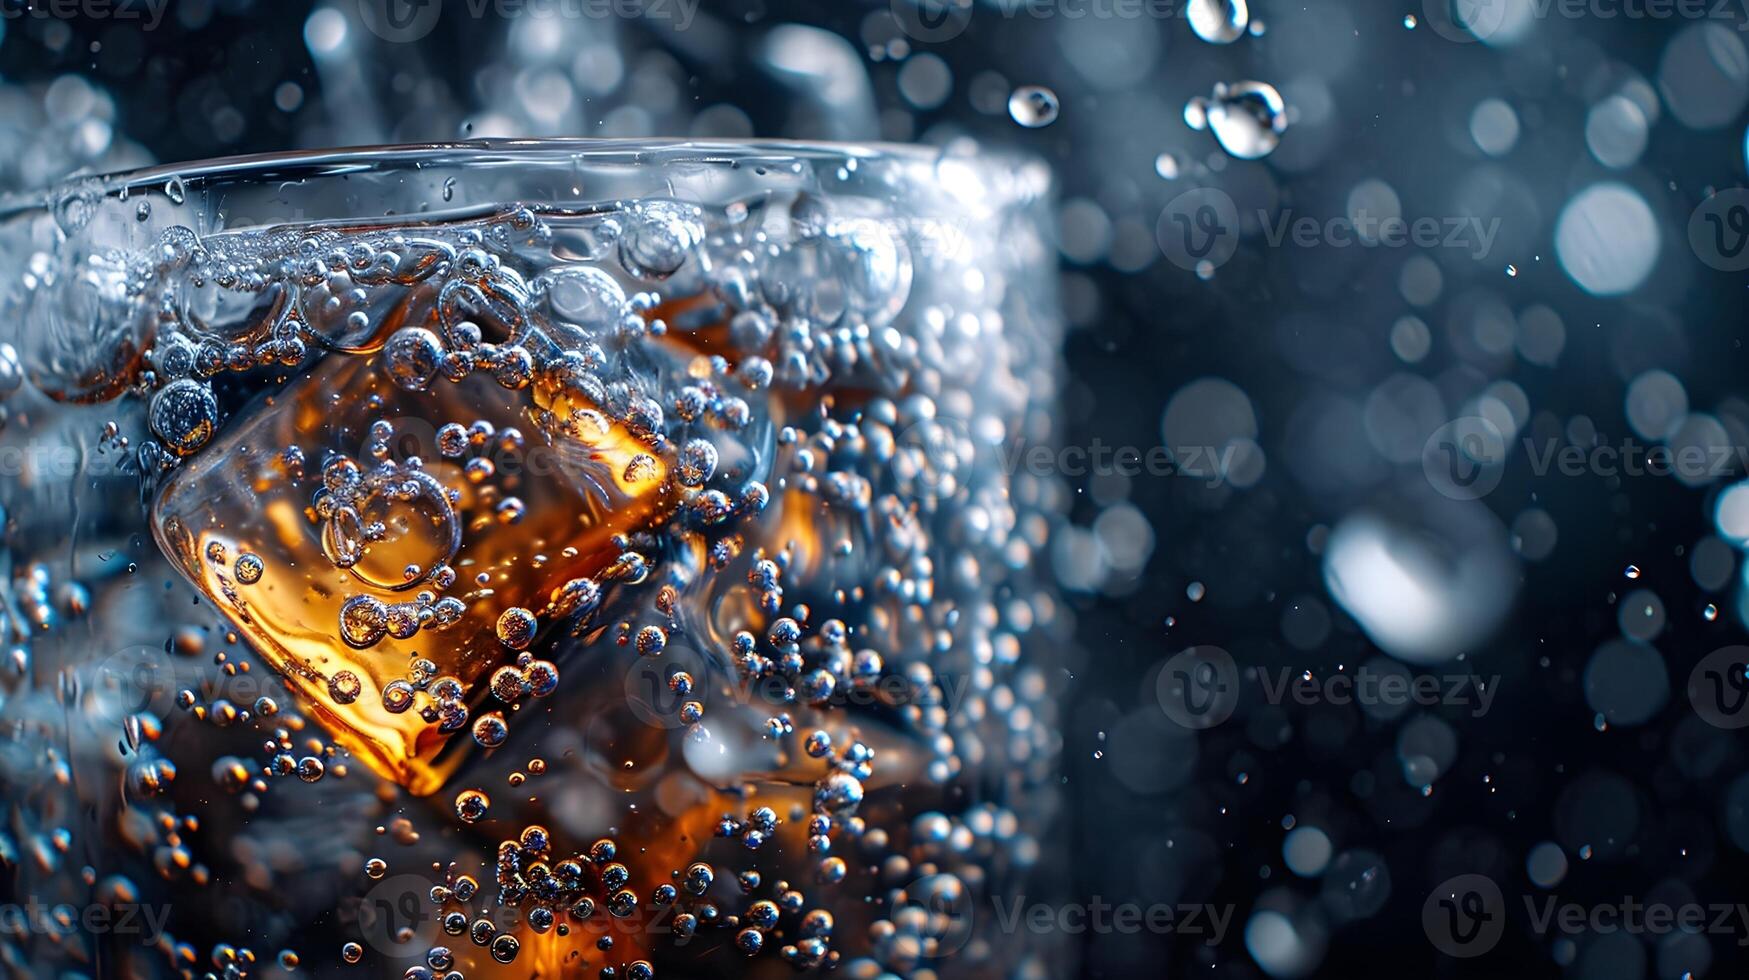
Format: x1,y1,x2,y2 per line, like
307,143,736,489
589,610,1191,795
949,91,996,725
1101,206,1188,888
1008,85,1060,127
1199,81,1289,159
165,176,186,205
1185,97,1210,130
1188,0,1249,44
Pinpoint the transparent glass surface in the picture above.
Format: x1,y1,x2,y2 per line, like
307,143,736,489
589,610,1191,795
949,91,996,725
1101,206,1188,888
0,140,1069,978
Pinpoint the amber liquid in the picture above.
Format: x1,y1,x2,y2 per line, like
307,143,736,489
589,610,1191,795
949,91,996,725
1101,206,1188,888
152,353,675,795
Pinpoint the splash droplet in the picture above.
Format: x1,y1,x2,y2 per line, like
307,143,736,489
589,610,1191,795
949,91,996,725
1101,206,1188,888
1198,81,1289,159
1008,86,1060,128
1188,0,1249,44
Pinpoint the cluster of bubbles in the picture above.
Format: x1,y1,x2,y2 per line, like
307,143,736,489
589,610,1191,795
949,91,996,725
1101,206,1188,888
0,135,1067,978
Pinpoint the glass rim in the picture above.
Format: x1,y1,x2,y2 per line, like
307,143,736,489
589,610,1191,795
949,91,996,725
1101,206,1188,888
0,137,1040,222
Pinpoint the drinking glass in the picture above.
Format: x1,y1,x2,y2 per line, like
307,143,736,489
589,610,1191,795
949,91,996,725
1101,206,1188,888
0,139,1068,978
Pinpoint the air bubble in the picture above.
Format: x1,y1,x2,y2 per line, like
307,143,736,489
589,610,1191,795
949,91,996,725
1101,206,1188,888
497,607,538,650
339,595,389,648
620,204,701,279
149,379,219,456
384,327,445,391
329,670,362,705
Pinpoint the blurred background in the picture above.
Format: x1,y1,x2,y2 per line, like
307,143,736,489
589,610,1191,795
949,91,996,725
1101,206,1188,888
6,0,1749,976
